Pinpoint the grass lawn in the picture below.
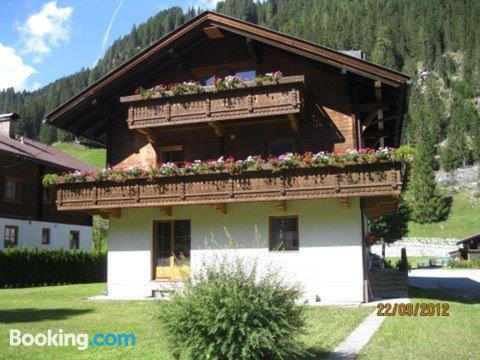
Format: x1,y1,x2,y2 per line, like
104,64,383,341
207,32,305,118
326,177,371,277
386,256,438,269
359,286,480,360
53,142,106,169
0,283,373,359
407,189,480,239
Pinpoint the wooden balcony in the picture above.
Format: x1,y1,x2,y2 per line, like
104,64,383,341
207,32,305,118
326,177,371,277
54,162,402,213
120,75,304,129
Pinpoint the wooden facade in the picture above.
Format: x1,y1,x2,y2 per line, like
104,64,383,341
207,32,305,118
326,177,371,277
0,152,91,226
45,12,411,218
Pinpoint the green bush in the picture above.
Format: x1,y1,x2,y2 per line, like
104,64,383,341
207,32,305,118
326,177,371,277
161,259,306,360
450,258,480,269
0,248,106,287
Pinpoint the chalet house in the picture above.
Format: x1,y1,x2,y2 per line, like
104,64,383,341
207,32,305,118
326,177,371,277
44,12,411,303
0,113,94,250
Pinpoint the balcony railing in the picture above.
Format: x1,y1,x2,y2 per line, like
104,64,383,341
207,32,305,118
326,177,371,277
120,75,304,129
55,162,402,211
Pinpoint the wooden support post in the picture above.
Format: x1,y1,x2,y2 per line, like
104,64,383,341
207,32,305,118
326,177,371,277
357,102,388,112
275,200,287,211
339,198,350,209
374,81,385,148
212,203,227,214
208,121,224,137
158,206,172,217
287,114,299,132
246,37,261,63
84,208,121,219
168,48,188,72
105,208,121,219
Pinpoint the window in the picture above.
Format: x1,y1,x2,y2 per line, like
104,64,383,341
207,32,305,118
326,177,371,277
153,220,191,273
5,177,21,202
69,231,79,250
269,216,299,251
159,146,184,164
4,225,18,248
42,228,51,245
269,137,295,156
235,69,256,81
199,69,256,86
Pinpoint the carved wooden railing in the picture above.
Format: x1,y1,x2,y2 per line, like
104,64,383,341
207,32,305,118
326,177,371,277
55,162,402,211
120,75,304,129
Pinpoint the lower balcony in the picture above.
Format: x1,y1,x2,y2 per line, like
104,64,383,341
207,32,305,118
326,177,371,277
54,162,402,216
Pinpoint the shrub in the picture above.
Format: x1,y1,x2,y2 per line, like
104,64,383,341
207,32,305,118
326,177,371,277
161,259,306,360
0,248,106,287
450,258,480,269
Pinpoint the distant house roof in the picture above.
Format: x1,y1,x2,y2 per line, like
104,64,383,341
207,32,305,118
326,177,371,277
457,233,480,245
0,113,20,121
0,134,96,172
340,50,366,60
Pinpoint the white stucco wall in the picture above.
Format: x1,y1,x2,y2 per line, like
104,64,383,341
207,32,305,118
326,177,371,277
0,218,92,250
107,198,365,304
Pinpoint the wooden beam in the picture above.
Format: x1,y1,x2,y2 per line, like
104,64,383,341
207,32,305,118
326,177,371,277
362,110,377,133
137,128,158,144
374,80,385,147
168,48,188,72
203,26,223,39
82,210,108,219
104,208,121,219
92,125,108,139
287,114,299,132
246,37,261,63
368,113,405,127
212,203,227,214
92,98,115,114
158,206,172,217
85,208,121,219
339,198,350,209
275,200,287,211
349,80,361,149
357,102,388,112
208,121,224,137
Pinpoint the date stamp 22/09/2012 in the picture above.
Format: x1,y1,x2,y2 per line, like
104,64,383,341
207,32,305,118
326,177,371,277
376,303,450,317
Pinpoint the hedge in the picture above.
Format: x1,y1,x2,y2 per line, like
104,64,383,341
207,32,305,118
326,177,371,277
0,248,106,288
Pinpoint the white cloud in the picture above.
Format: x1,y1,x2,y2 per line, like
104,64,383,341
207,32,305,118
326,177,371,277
93,0,124,66
0,43,36,91
31,82,42,91
191,0,222,9
18,1,73,62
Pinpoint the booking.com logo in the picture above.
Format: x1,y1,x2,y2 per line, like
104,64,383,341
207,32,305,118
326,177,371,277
10,329,136,350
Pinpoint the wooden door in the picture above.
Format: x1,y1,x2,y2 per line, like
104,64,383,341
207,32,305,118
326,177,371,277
153,220,190,279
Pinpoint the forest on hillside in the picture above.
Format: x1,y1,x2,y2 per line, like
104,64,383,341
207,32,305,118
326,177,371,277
1,0,479,175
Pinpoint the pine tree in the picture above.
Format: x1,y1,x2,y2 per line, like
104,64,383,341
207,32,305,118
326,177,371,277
441,90,470,170
371,25,397,69
408,113,449,223
369,197,410,256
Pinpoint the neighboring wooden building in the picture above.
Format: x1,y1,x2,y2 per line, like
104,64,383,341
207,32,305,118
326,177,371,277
0,113,94,250
450,233,480,261
45,12,411,303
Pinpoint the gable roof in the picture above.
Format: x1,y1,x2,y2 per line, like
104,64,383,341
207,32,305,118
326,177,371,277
0,134,96,172
45,11,410,145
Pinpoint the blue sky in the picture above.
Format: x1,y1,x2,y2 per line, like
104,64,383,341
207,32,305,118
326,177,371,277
0,0,222,92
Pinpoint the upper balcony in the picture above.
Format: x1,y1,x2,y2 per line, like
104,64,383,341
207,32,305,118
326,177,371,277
120,75,304,130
